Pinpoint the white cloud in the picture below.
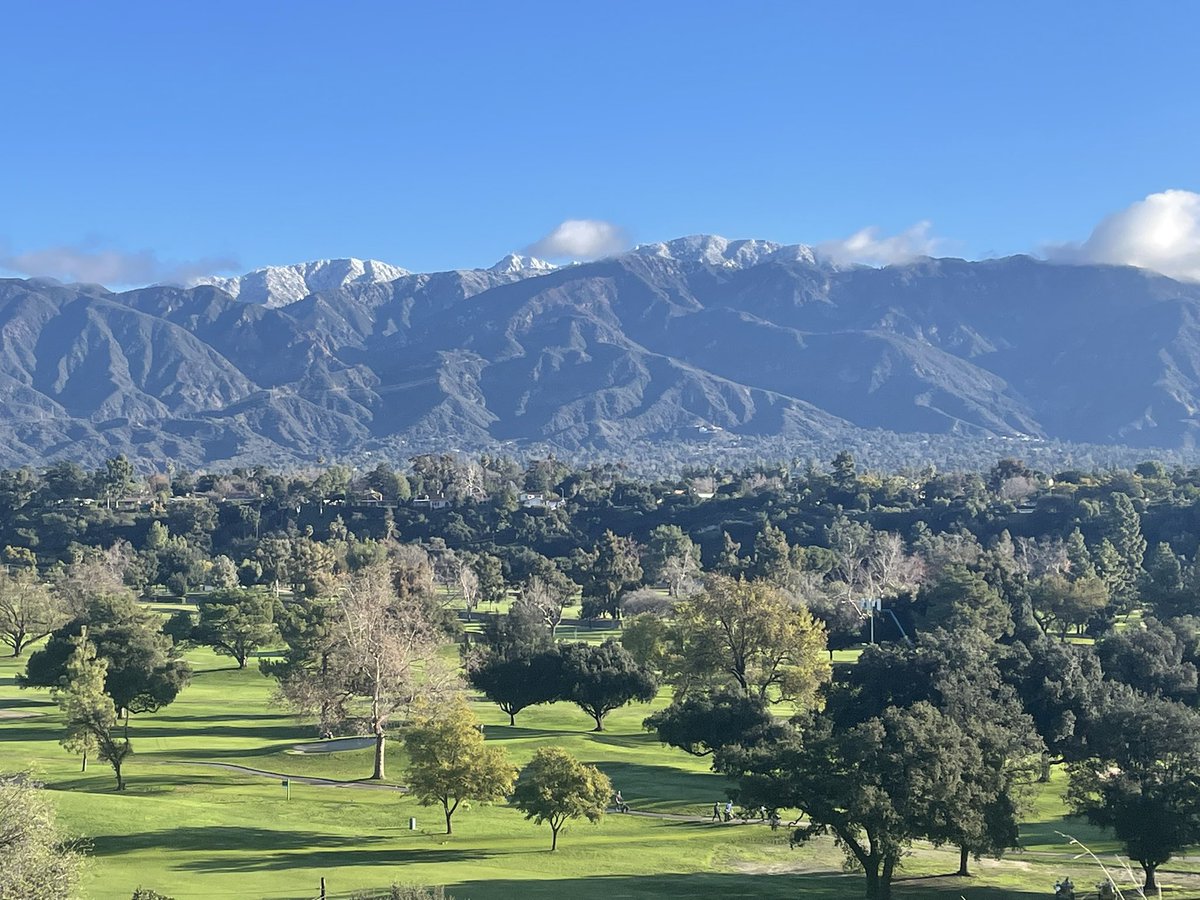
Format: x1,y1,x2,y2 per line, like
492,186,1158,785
0,240,239,288
1045,189,1200,282
524,219,629,261
816,221,940,268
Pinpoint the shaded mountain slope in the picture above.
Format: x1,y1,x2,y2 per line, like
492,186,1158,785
3,244,1200,466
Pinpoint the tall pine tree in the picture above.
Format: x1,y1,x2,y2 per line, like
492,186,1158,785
1065,528,1096,580
1101,493,1146,605
53,629,132,790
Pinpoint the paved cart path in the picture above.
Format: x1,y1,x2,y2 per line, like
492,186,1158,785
179,761,410,793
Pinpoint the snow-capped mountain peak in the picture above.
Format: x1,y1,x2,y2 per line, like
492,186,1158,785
488,253,557,275
181,238,822,308
630,234,818,269
190,258,409,308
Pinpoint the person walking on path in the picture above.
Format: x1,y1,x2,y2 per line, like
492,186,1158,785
711,801,721,821
614,789,629,813
724,800,733,822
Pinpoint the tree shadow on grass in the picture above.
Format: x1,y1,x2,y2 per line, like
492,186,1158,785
121,722,310,742
178,846,493,872
0,695,54,710
445,873,1045,900
91,830,376,854
192,665,266,676
1019,816,1111,848
587,760,730,809
148,712,292,723
92,826,385,856
147,743,302,762
0,722,59,743
51,773,206,794
587,731,663,750
484,725,579,741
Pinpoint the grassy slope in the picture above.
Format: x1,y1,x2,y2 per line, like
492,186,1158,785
0,639,1183,900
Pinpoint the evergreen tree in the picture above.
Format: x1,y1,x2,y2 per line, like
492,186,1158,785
749,522,791,584
1096,617,1199,703
98,455,138,509
643,525,697,583
467,641,562,726
24,594,191,717
559,640,658,731
471,554,507,605
714,531,743,577
53,629,132,790
1069,693,1200,893
580,531,642,619
736,703,977,900
1101,493,1146,603
189,588,279,669
1093,538,1127,608
921,564,1012,639
831,450,857,489
1028,574,1109,640
1142,542,1188,618
1065,528,1096,580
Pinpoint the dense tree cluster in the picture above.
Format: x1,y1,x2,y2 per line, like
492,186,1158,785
467,636,657,732
15,450,1200,896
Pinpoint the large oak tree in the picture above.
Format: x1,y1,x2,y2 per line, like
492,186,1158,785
673,574,830,706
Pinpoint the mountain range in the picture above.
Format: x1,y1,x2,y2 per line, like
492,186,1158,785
2,234,1200,468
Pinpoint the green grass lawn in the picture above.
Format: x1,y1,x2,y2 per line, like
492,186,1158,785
2,638,1194,900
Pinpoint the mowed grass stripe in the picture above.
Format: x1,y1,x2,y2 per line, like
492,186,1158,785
0,640,1152,899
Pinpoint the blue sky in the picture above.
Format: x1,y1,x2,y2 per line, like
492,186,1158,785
3,2,1199,284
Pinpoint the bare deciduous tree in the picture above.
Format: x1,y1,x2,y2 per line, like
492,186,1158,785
52,543,136,615
0,572,67,657
275,562,456,779
457,565,480,621
826,517,877,603
514,575,573,638
866,532,925,599
662,552,701,598
826,519,923,626
1014,536,1069,580
998,475,1038,502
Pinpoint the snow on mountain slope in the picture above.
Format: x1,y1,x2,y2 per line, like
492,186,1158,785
182,236,826,310
192,258,410,308
630,235,819,268
488,253,557,275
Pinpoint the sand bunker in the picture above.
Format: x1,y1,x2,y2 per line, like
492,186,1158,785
288,736,374,754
